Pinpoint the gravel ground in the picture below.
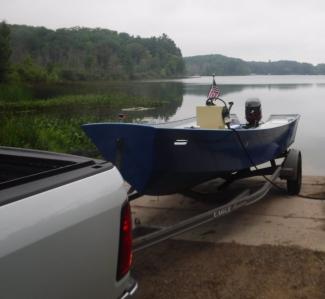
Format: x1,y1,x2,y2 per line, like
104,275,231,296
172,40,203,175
133,239,325,299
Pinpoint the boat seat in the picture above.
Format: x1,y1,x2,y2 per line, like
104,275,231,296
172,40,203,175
196,106,226,129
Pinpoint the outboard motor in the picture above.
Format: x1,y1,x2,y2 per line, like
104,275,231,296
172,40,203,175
245,98,262,127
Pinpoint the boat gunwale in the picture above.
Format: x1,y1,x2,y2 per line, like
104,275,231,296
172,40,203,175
82,114,300,132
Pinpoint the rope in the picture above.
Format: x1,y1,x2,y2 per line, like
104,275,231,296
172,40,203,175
230,127,325,201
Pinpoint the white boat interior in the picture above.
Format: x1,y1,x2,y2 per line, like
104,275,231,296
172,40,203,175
152,114,298,130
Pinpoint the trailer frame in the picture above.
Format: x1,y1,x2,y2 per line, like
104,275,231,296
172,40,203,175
131,149,301,252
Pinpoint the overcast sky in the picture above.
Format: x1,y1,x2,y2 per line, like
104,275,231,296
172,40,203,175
1,0,325,64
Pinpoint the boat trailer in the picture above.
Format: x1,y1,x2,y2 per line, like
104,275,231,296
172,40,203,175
131,149,302,252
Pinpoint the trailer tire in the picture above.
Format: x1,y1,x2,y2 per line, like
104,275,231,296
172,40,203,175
286,151,302,195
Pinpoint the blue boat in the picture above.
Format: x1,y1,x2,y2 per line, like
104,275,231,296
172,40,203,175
82,111,300,195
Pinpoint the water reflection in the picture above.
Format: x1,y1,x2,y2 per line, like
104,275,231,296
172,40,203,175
29,81,185,121
185,83,314,97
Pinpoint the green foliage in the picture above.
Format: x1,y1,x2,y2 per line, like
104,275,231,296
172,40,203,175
185,54,251,76
9,25,185,81
0,21,12,83
15,56,50,83
185,54,325,76
249,60,316,75
315,64,325,75
0,114,97,155
0,84,33,102
0,93,163,111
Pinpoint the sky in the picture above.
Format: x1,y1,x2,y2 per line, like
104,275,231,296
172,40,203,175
1,0,325,64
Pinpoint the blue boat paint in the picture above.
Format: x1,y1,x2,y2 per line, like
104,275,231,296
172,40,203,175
82,123,156,193
82,114,300,195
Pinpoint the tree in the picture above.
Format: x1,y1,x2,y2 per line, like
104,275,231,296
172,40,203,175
0,21,11,83
8,25,185,81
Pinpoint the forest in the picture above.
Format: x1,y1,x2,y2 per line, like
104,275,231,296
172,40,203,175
185,54,325,76
0,22,185,83
2,21,325,84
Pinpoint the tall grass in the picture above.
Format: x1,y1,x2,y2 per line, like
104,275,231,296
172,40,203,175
0,114,99,156
0,93,164,111
0,91,163,156
0,84,33,102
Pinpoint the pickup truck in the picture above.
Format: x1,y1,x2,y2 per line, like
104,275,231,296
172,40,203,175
0,146,137,299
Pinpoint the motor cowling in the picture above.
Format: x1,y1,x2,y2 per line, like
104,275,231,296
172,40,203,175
245,98,262,127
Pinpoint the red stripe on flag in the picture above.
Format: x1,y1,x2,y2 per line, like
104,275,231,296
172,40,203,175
207,79,220,99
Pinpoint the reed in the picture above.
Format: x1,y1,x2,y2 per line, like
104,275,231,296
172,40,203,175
0,114,100,156
0,93,163,111
0,84,33,102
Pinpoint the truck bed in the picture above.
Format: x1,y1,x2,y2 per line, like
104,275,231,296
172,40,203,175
0,147,113,206
0,147,136,299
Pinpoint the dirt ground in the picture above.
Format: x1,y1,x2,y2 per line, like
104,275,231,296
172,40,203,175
131,176,325,298
133,239,325,299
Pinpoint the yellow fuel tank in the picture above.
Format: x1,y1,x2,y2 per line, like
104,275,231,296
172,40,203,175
196,106,225,129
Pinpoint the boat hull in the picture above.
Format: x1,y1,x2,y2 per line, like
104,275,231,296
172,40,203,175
82,114,300,195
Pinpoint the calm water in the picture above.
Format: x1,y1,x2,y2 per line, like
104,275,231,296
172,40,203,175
32,75,325,175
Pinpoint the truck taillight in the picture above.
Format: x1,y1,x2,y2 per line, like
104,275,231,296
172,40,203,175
116,202,132,280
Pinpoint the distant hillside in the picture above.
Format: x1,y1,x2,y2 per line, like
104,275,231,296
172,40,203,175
185,54,325,76
9,25,185,81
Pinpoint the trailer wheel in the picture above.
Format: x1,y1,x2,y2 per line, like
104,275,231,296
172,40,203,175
286,151,302,195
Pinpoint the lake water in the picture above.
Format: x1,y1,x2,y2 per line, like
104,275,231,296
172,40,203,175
32,75,325,175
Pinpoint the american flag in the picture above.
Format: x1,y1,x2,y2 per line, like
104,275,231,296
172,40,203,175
207,78,220,99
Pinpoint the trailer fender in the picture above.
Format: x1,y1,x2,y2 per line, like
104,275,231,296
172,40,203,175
280,149,301,180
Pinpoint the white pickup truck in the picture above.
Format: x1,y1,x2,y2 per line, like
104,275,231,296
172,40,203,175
0,147,137,299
